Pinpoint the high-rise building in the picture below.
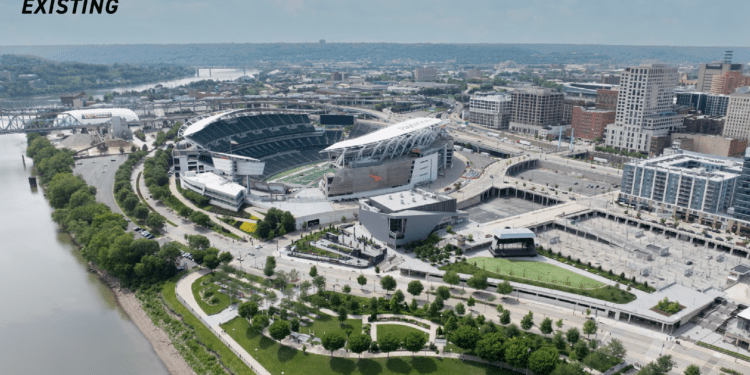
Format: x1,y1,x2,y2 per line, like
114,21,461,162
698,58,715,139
414,67,438,82
600,74,620,85
706,94,731,117
733,148,750,222
469,95,512,129
724,87,750,141
604,64,684,155
696,62,743,92
676,92,708,112
329,72,348,81
509,87,565,136
571,107,615,141
595,89,619,111
710,71,750,95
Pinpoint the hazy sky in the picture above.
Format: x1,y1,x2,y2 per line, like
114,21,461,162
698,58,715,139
2,0,748,46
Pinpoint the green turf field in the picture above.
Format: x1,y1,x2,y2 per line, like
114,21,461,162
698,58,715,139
466,257,604,289
377,324,429,340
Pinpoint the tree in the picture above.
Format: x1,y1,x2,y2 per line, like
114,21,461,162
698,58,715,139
348,333,372,359
380,275,396,293
342,285,351,294
540,317,553,337
189,211,211,227
436,286,451,300
219,251,233,264
238,301,259,319
443,270,461,286
529,346,559,375
684,364,700,375
407,280,424,298
146,212,166,231
475,332,505,362
252,314,269,331
269,320,291,342
600,338,626,359
131,145,138,152
313,275,326,291
504,339,531,368
309,265,318,277
552,331,567,351
321,332,346,357
451,325,480,351
187,234,210,250
203,254,220,269
556,319,564,329
467,272,488,291
572,341,589,361
467,296,475,307
521,311,534,330
566,327,580,345
500,310,511,325
357,274,367,290
403,331,428,356
455,302,465,316
497,280,513,295
444,316,458,332
264,256,276,278
378,333,400,358
337,306,348,325
133,203,150,220
583,319,597,339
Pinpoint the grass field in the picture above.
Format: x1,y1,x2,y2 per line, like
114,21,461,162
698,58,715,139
221,317,517,375
192,274,233,315
377,324,428,341
280,166,336,186
468,257,604,289
441,260,636,304
302,312,363,337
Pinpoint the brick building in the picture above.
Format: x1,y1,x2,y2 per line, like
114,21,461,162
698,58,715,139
710,71,750,95
595,89,619,111
671,133,747,157
571,107,615,140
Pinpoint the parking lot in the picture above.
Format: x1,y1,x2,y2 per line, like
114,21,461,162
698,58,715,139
466,196,543,223
515,168,617,197
74,154,130,214
536,215,743,292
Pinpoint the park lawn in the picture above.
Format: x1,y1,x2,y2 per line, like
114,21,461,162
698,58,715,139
470,257,604,289
443,342,466,355
221,317,516,375
377,324,429,341
162,278,253,374
192,275,233,315
302,312,363,337
440,261,636,304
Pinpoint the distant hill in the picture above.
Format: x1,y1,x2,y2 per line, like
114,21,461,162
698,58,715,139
0,43,748,67
0,55,193,97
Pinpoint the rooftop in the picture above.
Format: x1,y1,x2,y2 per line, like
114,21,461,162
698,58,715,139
493,228,536,240
368,189,443,212
325,117,443,151
182,171,245,197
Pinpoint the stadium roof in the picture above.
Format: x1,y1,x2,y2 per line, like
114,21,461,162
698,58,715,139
57,108,139,124
324,118,443,151
183,110,238,137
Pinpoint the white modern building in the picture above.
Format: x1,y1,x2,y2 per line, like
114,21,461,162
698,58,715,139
604,64,684,155
180,171,246,211
723,87,750,141
469,95,511,129
55,108,139,126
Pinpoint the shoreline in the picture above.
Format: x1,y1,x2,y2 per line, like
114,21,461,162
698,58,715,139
112,286,195,375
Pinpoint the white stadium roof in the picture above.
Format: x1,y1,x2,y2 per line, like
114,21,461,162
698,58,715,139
57,108,139,124
183,109,238,137
325,118,444,151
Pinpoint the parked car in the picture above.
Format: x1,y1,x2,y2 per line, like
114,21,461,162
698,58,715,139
716,237,725,242
133,226,141,231
705,233,713,239
685,261,693,265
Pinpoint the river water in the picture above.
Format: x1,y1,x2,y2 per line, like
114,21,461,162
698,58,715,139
0,134,169,374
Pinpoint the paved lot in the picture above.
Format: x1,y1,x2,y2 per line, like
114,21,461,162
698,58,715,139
536,216,742,291
515,168,616,197
74,154,130,214
456,150,496,170
466,196,543,223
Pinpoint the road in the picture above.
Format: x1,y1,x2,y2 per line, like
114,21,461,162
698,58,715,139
74,153,130,215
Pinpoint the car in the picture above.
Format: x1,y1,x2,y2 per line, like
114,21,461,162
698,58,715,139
133,226,141,231
705,233,713,238
111,159,116,162
706,255,713,260
254,245,262,249
146,234,155,239
570,197,576,201
249,252,255,256
716,237,725,242
685,261,693,265
76,162,83,165
687,230,695,234
574,182,579,185
692,224,700,228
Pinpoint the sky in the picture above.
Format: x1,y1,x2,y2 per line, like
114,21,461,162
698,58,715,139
1,0,749,46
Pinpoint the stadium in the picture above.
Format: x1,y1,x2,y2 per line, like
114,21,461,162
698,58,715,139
321,117,454,200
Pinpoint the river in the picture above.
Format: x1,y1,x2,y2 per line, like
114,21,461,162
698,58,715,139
0,134,169,374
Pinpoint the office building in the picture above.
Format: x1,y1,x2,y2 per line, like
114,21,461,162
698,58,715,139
414,67,438,82
469,95,511,129
670,134,747,158
329,72,348,81
600,74,621,85
604,64,684,155
563,98,594,125
697,62,743,92
723,88,750,141
571,107,615,141
683,114,725,135
733,149,750,222
465,69,482,79
620,151,741,217
180,171,246,211
509,87,564,135
706,94,731,117
596,89,619,111
359,189,467,248
710,71,750,95
676,92,707,112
